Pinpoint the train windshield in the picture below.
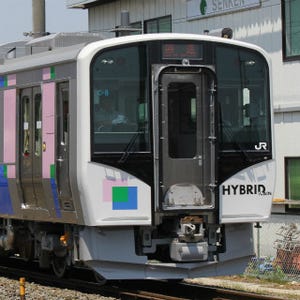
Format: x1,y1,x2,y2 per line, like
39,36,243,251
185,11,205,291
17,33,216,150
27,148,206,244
91,45,150,153
216,46,271,152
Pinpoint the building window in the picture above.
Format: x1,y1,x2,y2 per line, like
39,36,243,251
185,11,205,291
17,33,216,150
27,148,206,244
285,157,300,210
144,16,171,33
116,22,143,37
130,21,142,34
115,22,142,37
282,0,300,60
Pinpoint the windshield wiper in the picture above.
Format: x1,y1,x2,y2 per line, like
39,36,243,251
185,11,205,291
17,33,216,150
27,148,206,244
118,132,140,163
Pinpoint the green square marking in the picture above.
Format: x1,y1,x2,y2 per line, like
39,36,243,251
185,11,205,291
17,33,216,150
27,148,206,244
50,66,55,79
0,76,7,87
112,186,128,203
50,164,56,179
3,165,7,178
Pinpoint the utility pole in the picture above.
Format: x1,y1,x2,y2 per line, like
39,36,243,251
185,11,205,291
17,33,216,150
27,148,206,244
32,0,46,38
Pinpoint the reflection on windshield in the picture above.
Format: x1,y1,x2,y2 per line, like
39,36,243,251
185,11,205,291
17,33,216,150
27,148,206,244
216,46,270,152
91,45,150,153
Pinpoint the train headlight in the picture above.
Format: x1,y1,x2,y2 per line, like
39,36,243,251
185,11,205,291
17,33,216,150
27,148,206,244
60,234,69,247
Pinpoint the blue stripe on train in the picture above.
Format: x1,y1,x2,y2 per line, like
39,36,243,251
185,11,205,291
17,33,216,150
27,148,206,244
50,178,62,218
0,165,14,215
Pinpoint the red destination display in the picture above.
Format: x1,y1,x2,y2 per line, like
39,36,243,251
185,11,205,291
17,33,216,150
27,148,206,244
162,43,203,60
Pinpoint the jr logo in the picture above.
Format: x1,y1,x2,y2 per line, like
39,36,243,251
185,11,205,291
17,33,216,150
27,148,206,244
255,142,267,150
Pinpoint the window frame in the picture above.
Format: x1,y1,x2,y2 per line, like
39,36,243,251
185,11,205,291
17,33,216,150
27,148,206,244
90,43,151,155
215,44,272,154
144,15,172,33
115,21,142,37
281,0,300,61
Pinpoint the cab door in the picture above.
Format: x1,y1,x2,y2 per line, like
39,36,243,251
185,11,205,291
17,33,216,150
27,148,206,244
20,87,44,207
158,68,216,210
56,82,73,210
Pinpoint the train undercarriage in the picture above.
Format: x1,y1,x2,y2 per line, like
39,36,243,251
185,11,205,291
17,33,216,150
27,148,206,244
0,214,226,279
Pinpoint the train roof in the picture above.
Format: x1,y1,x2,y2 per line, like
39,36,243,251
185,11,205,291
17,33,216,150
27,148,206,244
0,32,270,75
0,32,104,74
77,32,270,66
82,32,269,57
0,43,85,74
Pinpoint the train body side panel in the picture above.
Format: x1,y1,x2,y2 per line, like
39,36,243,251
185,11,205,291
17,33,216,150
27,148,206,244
42,82,55,179
220,160,275,224
80,162,152,226
0,91,3,163
76,44,152,226
0,61,84,224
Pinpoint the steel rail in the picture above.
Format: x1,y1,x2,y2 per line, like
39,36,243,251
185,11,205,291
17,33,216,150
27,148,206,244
0,258,287,300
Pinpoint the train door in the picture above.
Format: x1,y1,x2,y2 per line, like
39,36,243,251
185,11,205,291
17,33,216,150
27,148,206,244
20,87,44,207
56,82,73,210
158,68,216,210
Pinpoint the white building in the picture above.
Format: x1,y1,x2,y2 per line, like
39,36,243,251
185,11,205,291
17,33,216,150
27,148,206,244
67,0,300,216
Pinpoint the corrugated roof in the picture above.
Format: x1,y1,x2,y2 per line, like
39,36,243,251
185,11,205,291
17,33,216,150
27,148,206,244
67,0,114,8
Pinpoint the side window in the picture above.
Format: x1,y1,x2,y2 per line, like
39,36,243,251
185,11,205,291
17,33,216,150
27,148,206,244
21,89,42,157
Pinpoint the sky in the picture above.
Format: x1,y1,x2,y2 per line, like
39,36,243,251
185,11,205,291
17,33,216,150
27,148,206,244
0,0,88,44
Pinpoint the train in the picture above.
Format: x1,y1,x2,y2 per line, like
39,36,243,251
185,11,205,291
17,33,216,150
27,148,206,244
0,32,275,280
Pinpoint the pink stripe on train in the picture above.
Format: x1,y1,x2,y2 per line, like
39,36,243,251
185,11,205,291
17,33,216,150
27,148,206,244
3,89,16,165
42,82,55,178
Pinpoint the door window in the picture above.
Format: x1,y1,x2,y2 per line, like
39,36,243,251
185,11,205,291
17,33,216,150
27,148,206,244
34,94,42,157
22,96,30,156
168,82,197,158
56,82,73,210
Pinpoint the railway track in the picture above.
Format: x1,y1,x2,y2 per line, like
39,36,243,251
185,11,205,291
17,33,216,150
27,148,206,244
115,280,287,300
0,258,287,300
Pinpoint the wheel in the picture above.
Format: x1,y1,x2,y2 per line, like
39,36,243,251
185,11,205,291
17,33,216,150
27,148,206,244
15,230,33,262
19,240,34,262
52,255,68,278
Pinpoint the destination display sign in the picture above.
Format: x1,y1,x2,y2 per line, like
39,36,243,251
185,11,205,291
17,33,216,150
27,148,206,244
162,43,203,60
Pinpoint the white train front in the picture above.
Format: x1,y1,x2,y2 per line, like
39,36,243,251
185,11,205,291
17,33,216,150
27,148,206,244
0,33,275,279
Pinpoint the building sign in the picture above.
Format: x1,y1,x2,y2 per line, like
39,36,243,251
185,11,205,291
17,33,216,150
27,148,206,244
187,0,261,20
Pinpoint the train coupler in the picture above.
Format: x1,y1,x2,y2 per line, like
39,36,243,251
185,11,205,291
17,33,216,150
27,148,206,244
170,240,208,261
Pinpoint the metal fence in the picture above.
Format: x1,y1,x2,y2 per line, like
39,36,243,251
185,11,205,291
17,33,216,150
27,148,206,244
245,215,300,282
